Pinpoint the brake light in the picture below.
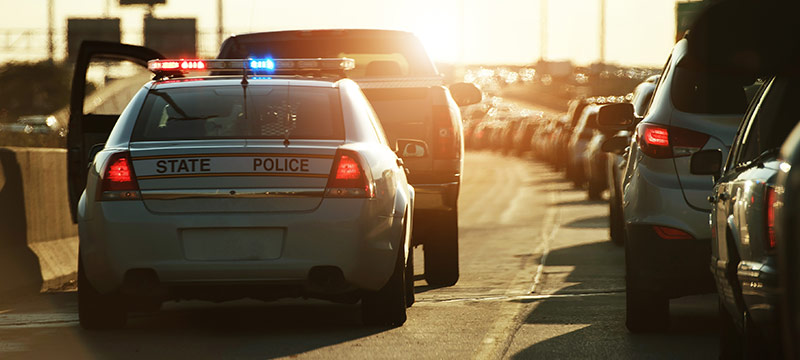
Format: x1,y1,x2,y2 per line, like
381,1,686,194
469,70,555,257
100,152,140,201
653,225,694,240
637,123,709,159
433,105,460,160
325,150,374,198
766,186,776,250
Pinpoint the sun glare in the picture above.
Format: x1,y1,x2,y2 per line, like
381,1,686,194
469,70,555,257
410,8,462,63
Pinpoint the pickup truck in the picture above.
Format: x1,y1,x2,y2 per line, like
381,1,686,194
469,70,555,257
217,29,481,286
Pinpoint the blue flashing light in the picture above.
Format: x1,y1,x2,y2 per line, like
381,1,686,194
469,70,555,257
249,59,275,70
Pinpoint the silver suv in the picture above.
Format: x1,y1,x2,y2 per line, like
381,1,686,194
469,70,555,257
599,38,757,332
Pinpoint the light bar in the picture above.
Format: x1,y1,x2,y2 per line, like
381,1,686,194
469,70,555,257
147,58,355,74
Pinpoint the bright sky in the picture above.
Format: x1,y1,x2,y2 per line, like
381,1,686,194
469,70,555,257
0,0,678,66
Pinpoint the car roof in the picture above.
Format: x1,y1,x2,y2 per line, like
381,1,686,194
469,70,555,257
224,29,416,42
148,76,346,90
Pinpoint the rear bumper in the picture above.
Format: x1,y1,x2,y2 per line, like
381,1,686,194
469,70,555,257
79,198,404,295
626,223,715,298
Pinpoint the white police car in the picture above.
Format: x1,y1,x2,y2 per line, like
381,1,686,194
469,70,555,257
68,42,423,329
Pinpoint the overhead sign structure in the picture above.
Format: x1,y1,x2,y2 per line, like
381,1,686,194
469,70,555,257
67,18,121,62
119,0,166,5
144,18,197,59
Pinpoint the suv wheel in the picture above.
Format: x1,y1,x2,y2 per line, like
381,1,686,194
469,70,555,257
362,248,408,326
423,209,460,287
78,257,127,330
609,197,625,246
625,239,669,333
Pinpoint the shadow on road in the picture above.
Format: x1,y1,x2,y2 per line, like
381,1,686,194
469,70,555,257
0,149,42,296
562,215,609,229
508,240,719,359
70,300,387,359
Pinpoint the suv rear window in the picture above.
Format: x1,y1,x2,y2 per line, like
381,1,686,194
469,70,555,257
220,35,437,78
131,85,344,141
671,65,757,115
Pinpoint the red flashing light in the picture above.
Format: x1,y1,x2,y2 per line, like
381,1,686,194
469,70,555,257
653,225,693,240
766,186,776,250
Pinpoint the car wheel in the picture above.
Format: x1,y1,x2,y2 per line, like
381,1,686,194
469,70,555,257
625,239,669,333
718,299,743,359
78,257,127,330
423,209,460,287
362,248,408,327
609,198,624,246
405,245,415,308
587,181,603,200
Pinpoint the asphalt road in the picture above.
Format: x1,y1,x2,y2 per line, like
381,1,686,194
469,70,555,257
0,151,719,359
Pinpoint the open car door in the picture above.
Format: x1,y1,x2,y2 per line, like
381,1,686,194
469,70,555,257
67,41,164,223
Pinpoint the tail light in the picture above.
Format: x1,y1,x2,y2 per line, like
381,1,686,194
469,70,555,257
766,186,776,250
653,225,694,240
325,150,375,198
433,105,461,160
100,152,140,201
636,123,709,159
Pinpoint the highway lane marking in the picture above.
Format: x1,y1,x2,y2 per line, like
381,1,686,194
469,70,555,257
473,181,561,360
414,289,625,305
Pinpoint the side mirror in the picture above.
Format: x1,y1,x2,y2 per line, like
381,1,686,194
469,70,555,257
449,82,482,107
396,139,429,158
596,103,635,132
87,143,105,166
690,149,723,178
601,135,629,155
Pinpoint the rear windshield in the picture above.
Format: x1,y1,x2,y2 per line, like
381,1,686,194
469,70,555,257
220,35,437,78
671,65,760,115
131,85,344,141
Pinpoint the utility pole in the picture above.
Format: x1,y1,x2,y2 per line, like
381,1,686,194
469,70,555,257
599,0,606,64
217,0,224,48
47,0,54,61
539,0,548,61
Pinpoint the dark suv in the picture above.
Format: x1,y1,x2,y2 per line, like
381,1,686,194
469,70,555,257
217,29,481,286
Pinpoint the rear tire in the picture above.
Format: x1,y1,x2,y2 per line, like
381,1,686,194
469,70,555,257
625,239,669,333
718,299,743,359
423,210,460,287
78,257,127,330
405,246,415,308
609,197,625,246
362,249,407,327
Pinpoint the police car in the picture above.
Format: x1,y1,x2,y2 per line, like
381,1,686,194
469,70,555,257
68,42,423,329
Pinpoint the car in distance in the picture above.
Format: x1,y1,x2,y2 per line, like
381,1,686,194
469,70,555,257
68,42,422,329
217,29,481,287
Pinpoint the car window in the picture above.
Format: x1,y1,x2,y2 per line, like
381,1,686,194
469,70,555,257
671,62,758,115
131,85,344,141
737,77,800,165
725,78,772,172
644,54,673,118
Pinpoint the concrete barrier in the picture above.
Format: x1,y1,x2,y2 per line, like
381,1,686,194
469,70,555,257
0,147,77,296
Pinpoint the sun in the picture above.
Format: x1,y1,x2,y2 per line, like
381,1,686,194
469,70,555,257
409,7,463,63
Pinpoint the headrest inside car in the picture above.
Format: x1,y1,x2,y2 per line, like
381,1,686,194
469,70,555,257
365,61,402,77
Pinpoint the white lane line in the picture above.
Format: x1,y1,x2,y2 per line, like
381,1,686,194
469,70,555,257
530,188,561,294
413,289,625,305
473,181,561,360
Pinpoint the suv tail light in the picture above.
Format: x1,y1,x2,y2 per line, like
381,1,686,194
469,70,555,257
325,150,375,198
766,186,776,250
100,152,140,201
433,105,461,160
636,123,710,159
